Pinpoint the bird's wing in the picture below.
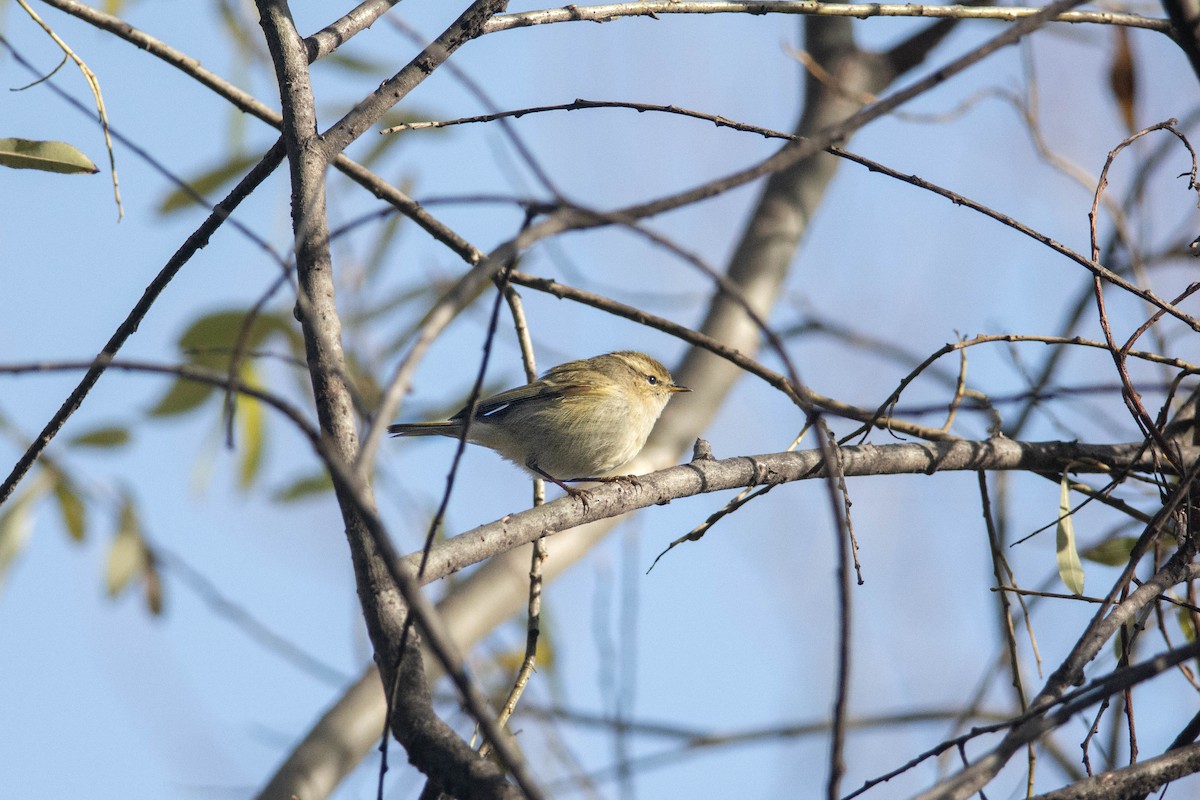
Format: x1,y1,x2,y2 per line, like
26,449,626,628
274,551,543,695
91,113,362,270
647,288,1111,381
454,379,581,420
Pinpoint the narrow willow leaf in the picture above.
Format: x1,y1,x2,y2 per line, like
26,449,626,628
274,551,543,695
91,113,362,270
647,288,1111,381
345,351,383,412
273,472,334,502
236,372,265,489
494,632,556,675
1081,536,1138,566
53,478,87,541
68,425,131,448
0,492,36,592
149,378,214,417
1178,607,1197,643
0,138,99,174
1056,476,1085,595
144,558,164,616
177,309,300,368
157,153,262,214
106,500,147,598
1109,27,1138,134
325,51,388,75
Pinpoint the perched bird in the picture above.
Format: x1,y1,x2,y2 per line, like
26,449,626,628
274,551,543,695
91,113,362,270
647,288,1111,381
388,351,689,492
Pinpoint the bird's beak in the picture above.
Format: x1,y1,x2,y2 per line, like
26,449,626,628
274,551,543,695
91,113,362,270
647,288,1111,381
669,384,691,393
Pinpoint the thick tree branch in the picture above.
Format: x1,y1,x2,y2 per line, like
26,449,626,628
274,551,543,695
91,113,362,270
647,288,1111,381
1029,742,1200,799
482,2,1172,36
304,0,403,62
406,439,1190,585
256,2,531,796
1162,0,1200,81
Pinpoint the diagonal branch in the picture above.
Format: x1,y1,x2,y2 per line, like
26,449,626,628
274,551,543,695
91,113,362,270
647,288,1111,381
0,141,285,508
404,439,1192,586
319,0,511,157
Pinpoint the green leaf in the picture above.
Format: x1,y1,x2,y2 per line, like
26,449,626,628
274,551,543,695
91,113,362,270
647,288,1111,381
1056,476,1085,596
149,377,215,417
1178,607,1196,643
150,308,302,417
106,500,147,598
68,425,131,448
272,471,334,502
157,153,262,214
178,309,298,367
325,51,388,75
236,367,265,489
1081,536,1138,566
0,137,99,174
53,479,87,541
345,351,383,412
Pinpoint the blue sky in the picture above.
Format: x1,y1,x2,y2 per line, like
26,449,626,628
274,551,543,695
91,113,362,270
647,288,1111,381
3,2,1199,798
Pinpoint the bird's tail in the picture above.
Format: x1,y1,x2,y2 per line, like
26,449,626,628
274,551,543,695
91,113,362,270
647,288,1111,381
387,421,462,437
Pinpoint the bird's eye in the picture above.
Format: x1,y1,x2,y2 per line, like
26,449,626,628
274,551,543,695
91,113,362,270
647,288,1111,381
646,374,658,385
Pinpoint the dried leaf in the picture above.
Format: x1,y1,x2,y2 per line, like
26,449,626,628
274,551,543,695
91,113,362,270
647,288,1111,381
1109,27,1137,135
144,557,164,616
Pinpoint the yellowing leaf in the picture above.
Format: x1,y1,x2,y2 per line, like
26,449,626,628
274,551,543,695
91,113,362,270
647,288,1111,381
236,370,265,489
53,479,86,541
0,138,99,174
1056,476,1085,596
106,500,147,598
1178,607,1197,643
0,491,36,592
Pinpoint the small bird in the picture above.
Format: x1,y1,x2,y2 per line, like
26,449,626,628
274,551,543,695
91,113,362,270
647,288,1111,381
388,351,689,492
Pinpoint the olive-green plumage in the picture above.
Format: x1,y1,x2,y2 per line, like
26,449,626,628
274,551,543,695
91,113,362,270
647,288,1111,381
388,351,689,487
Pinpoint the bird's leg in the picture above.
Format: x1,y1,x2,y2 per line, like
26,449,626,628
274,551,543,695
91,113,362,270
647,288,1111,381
528,464,584,497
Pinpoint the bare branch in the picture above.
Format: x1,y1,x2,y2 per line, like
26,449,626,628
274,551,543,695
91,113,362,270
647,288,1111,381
482,2,1173,36
1029,742,1200,799
406,439,1192,585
